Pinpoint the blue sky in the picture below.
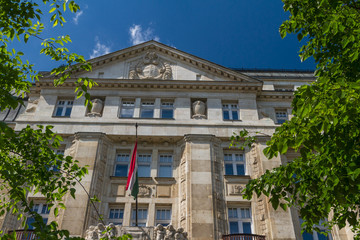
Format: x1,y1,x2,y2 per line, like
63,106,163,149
16,1,316,71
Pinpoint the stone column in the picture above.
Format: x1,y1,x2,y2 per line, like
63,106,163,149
59,132,111,237
177,134,225,240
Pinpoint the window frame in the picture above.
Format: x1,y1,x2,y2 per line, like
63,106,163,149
224,152,246,176
132,207,148,227
158,153,173,178
155,207,172,226
120,100,135,118
114,152,130,177
53,99,74,117
228,207,252,234
300,218,333,240
26,202,50,230
108,207,124,225
137,153,152,177
275,110,288,124
160,101,174,119
140,100,155,118
222,103,239,121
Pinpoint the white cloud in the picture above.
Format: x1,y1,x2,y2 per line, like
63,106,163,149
90,37,111,59
129,24,160,45
72,10,83,25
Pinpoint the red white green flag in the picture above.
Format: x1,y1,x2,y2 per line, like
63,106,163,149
126,140,138,199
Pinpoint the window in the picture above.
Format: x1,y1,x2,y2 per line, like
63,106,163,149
26,203,50,230
156,207,171,226
224,153,245,175
54,100,73,117
300,219,332,240
140,101,154,118
161,101,174,119
120,101,135,118
132,207,148,227
228,207,251,234
114,153,130,177
108,208,124,225
275,110,288,124
50,149,64,172
222,104,239,120
158,154,173,177
138,153,151,177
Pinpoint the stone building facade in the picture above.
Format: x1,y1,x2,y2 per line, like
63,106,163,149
0,41,354,240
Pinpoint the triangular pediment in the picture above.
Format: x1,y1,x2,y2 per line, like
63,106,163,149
72,41,261,84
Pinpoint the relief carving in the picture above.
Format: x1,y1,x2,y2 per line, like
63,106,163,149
191,100,206,119
228,184,245,195
129,52,172,80
137,185,152,198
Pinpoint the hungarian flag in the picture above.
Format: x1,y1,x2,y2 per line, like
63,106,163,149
126,140,138,199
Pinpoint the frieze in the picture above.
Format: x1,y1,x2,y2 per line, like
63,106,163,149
227,184,246,195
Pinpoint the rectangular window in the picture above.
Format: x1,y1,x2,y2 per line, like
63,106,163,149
158,154,173,177
300,219,332,240
50,149,65,172
132,207,148,227
161,102,174,119
138,153,151,177
108,208,124,225
120,101,135,118
156,207,171,226
114,153,130,177
54,100,73,117
140,101,154,118
222,104,239,120
26,203,50,230
228,207,251,234
224,153,245,175
275,110,288,124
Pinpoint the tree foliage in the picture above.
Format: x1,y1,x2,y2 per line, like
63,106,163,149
0,1,111,239
234,0,360,238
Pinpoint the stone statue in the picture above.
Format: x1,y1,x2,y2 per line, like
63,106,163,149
87,99,103,117
155,224,166,240
164,224,176,240
192,100,206,119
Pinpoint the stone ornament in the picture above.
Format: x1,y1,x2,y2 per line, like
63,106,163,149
154,224,188,240
228,184,246,195
191,100,206,119
129,51,172,80
87,99,104,117
85,223,117,240
25,98,39,113
129,185,152,198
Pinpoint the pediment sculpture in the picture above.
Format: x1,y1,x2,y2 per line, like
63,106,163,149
129,51,172,80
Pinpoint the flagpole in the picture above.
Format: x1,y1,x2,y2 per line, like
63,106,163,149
135,123,138,227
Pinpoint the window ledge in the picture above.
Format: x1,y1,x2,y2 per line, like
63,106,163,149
154,177,176,184
224,175,251,182
119,117,175,120
223,119,242,122
52,116,71,118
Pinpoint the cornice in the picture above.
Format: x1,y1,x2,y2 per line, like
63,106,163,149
33,78,263,94
257,91,294,101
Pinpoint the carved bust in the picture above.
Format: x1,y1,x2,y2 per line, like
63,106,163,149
87,98,103,117
192,100,206,119
129,51,172,80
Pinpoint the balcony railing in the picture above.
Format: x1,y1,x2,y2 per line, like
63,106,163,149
222,233,266,240
8,230,37,240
